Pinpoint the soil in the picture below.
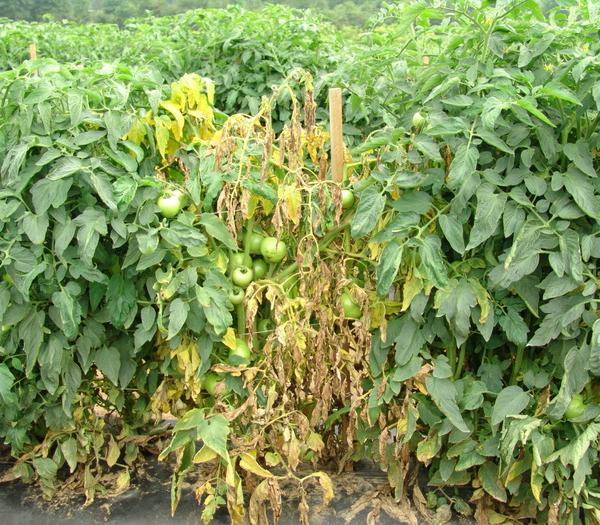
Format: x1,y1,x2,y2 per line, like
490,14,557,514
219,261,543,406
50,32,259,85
0,450,469,524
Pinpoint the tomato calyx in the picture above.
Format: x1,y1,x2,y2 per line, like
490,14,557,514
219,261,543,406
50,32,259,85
232,266,254,288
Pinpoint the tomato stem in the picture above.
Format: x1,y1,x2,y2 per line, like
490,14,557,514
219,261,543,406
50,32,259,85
243,218,255,258
236,302,245,336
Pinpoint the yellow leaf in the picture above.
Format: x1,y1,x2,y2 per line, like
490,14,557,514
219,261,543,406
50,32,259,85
401,273,423,312
115,469,130,493
470,278,490,324
223,328,237,350
278,184,302,225
124,118,146,145
312,471,334,505
106,436,121,468
239,452,275,478
193,445,218,464
160,101,185,141
154,115,171,157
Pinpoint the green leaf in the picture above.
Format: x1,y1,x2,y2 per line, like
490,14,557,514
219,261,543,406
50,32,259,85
413,134,442,161
562,168,600,220
47,157,85,180
105,274,137,329
376,242,403,296
491,386,530,428
351,186,386,239
447,143,478,190
90,172,117,211
31,178,72,214
418,235,448,288
95,346,121,386
425,376,469,433
197,214,236,250
538,82,581,106
0,364,16,405
19,309,45,375
563,141,596,178
515,97,555,127
478,462,507,502
435,279,476,346
590,320,600,377
498,308,528,347
22,212,49,244
394,316,425,366
168,298,189,340
195,284,231,335
51,288,82,340
466,184,507,251
438,214,464,254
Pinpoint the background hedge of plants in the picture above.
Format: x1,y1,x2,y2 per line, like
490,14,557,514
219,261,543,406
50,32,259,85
1,1,599,523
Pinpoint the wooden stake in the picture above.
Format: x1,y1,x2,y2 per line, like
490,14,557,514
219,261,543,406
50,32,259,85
29,43,37,60
328,87,344,182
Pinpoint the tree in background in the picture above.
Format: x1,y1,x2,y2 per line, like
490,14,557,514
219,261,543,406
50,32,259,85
0,0,386,25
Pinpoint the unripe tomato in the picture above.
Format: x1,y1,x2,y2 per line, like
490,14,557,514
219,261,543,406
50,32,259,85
1,324,11,333
252,258,269,279
257,318,274,335
411,111,427,129
232,266,254,288
229,338,252,365
228,286,245,305
341,291,362,320
565,393,586,420
202,373,221,396
260,237,287,263
157,189,184,218
229,252,253,271
341,189,355,209
246,231,264,255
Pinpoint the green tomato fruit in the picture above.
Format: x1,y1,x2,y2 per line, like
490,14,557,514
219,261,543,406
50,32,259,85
157,189,184,218
228,286,245,305
229,252,253,271
411,111,427,129
232,266,254,288
341,291,362,320
341,189,355,209
565,393,586,420
1,324,11,333
257,318,274,335
260,237,287,263
202,373,221,396
252,258,269,279
246,231,265,254
229,338,252,364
